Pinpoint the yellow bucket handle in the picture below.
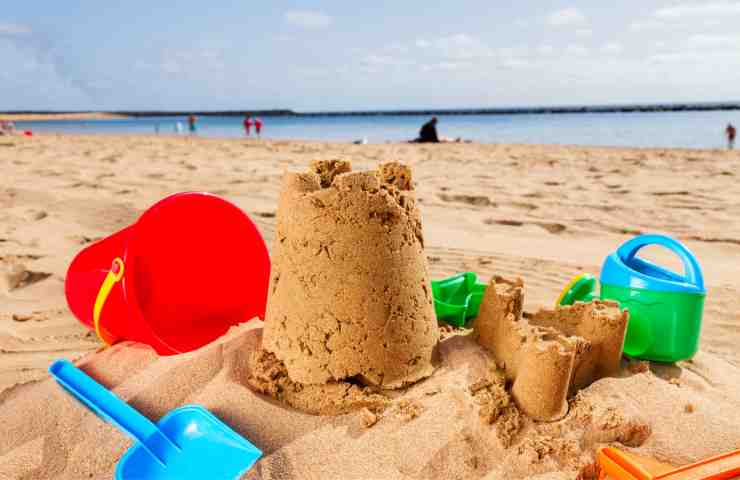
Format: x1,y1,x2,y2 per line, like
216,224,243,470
93,258,124,345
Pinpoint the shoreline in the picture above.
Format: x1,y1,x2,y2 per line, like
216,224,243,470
6,132,738,153
3,101,740,121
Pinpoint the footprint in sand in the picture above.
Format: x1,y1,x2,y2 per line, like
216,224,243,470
2,261,52,291
651,190,690,196
536,222,567,234
438,193,495,207
11,311,48,322
488,219,524,227
30,211,47,221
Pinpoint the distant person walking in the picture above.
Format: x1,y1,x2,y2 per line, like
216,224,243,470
726,123,736,149
255,117,263,136
243,115,253,136
413,117,440,143
188,114,197,135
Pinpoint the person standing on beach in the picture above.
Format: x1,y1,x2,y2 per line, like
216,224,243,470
255,117,263,136
243,115,253,136
726,123,736,149
188,114,197,135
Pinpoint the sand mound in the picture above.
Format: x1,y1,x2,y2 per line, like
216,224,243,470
3,323,740,479
261,160,438,389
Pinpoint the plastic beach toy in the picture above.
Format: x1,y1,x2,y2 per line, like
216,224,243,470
65,192,271,355
598,446,740,479
49,359,262,480
557,234,705,363
432,272,488,326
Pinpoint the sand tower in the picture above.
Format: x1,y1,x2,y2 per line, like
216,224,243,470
475,276,628,421
261,160,439,389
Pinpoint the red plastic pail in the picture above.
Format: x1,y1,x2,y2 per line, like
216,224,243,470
65,192,270,355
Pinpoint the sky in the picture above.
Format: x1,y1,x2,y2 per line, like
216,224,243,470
2,1,740,111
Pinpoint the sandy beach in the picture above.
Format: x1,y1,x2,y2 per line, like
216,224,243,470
1,134,740,479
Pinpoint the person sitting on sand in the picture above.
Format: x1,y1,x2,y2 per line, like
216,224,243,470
415,117,440,143
726,123,736,150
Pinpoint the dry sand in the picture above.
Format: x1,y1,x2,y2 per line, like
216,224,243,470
1,134,740,479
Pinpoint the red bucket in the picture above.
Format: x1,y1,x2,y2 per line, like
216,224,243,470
65,192,270,355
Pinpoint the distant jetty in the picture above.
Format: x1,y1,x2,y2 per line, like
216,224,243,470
4,102,740,120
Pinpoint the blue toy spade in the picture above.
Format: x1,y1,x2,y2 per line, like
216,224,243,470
49,359,262,479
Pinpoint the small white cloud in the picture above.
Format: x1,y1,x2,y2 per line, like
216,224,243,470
687,33,740,48
655,41,667,48
538,45,555,56
629,19,666,30
0,23,32,35
284,10,332,29
547,8,587,27
424,33,493,59
601,42,623,55
649,50,739,64
415,39,431,48
565,44,590,57
655,2,740,19
575,29,593,37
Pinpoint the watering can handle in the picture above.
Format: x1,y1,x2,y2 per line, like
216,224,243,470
616,234,704,288
48,359,179,466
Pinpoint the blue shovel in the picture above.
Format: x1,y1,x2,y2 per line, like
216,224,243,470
49,359,262,479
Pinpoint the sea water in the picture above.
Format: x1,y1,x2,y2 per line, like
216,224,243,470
17,110,740,149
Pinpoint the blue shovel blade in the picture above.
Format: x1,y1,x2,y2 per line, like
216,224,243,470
116,405,262,480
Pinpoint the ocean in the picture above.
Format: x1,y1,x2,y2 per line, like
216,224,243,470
17,110,740,149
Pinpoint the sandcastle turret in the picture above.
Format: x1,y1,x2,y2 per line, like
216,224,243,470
261,160,439,388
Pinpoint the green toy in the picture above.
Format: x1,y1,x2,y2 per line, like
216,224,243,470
431,272,488,327
557,234,706,363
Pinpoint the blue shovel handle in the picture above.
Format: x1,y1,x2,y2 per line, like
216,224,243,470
49,359,180,467
616,234,704,289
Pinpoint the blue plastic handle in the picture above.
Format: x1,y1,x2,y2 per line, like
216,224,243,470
616,234,704,289
49,359,180,466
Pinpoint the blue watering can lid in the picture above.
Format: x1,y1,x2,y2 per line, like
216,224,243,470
600,234,705,294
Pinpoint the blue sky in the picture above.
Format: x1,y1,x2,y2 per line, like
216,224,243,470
2,1,740,111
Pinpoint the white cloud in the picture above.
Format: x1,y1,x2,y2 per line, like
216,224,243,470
575,29,593,37
538,45,555,56
601,42,623,55
421,61,472,72
284,10,332,29
547,8,587,27
629,19,666,30
687,33,740,48
649,50,740,64
417,33,493,59
565,44,589,57
655,2,740,19
0,23,32,35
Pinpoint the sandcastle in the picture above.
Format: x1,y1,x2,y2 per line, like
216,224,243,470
475,276,629,421
260,160,439,389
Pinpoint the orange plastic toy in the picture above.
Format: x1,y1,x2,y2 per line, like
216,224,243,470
598,446,740,479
